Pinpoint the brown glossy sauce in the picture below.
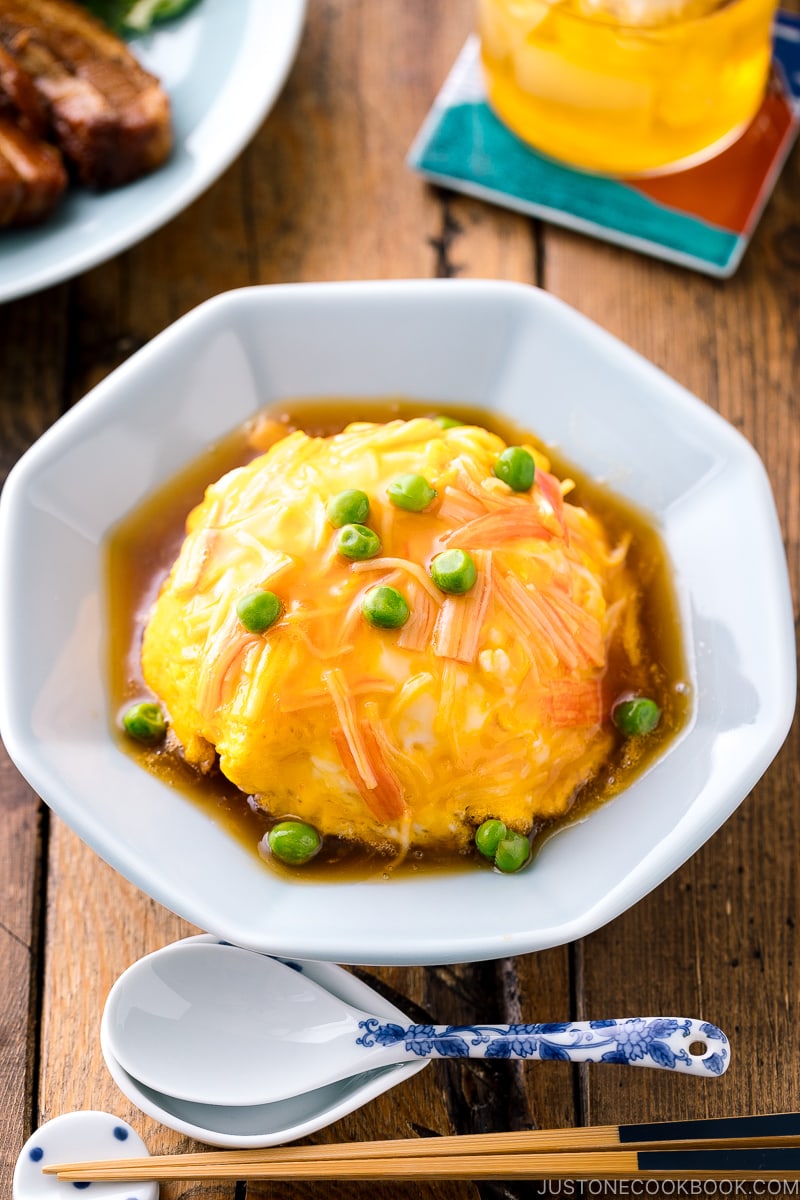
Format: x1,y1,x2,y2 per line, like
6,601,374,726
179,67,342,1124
104,398,690,881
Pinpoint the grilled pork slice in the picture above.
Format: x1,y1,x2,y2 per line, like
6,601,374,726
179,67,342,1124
0,114,67,224
0,0,172,190
0,41,48,137
0,43,66,225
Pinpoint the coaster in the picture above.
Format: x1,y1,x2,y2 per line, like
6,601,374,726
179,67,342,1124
408,12,800,277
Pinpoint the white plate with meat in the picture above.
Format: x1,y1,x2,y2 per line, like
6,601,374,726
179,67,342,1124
0,0,307,304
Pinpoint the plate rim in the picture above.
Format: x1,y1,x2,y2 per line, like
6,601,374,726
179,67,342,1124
0,0,307,304
0,279,795,966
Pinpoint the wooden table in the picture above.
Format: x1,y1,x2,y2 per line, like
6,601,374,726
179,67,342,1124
1,2,798,1196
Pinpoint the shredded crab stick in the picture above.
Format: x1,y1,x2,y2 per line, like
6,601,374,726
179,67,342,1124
545,679,604,728
195,611,262,718
332,722,407,824
279,676,396,714
323,667,377,790
433,551,493,664
535,468,569,537
397,582,437,652
436,485,487,525
326,669,407,823
444,506,558,550
140,414,647,858
350,556,444,604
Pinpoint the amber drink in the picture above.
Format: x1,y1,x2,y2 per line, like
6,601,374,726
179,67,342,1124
478,0,777,175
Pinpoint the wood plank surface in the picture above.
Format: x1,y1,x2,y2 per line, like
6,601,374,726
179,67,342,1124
0,749,40,1186
0,292,69,1185
0,0,797,1197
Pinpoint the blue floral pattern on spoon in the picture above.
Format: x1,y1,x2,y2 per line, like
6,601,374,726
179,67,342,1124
356,1016,729,1075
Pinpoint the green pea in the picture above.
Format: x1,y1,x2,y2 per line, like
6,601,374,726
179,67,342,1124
362,585,410,629
326,489,370,528
336,523,382,561
494,446,535,492
475,818,507,860
122,701,166,742
434,415,463,429
429,548,477,595
268,820,322,866
612,696,661,736
386,473,437,513
494,831,531,874
236,589,282,633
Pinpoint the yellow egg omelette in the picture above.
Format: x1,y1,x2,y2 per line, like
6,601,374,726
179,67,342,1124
141,417,640,856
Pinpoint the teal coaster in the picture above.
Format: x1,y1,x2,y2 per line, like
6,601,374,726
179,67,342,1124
408,15,800,277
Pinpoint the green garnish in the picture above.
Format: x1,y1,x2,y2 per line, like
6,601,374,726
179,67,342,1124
122,701,166,742
236,589,282,634
78,0,201,33
612,696,662,736
327,489,370,528
267,820,322,866
386,473,437,513
362,585,410,630
494,446,535,492
124,0,200,29
336,523,382,561
475,819,507,860
494,831,531,874
434,415,463,429
429,548,477,595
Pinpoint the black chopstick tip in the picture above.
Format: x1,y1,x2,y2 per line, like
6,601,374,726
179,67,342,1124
640,1147,800,1173
621,1113,800,1146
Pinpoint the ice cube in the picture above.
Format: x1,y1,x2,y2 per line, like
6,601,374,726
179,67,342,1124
576,0,722,27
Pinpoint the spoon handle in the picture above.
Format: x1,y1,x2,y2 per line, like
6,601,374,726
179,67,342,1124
356,1016,729,1075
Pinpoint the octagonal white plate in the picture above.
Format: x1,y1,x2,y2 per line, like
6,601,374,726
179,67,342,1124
0,280,794,964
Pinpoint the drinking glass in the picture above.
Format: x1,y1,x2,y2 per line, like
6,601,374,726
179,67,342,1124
478,0,778,175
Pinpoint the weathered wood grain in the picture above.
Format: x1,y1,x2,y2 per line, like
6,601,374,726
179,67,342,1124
0,289,69,1193
41,820,228,1200
0,749,41,1189
543,37,800,1159
1,1,797,1198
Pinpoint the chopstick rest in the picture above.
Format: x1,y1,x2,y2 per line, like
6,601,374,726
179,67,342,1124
13,1112,155,1199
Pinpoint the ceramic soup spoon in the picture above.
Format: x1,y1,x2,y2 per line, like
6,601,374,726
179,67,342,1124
103,942,730,1107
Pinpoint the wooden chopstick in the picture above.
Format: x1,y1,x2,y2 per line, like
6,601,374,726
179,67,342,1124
42,1113,800,1183
42,1147,800,1183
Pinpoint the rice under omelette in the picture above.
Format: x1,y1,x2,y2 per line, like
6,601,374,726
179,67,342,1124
141,416,642,856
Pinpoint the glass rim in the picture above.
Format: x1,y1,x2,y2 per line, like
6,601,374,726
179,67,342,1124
490,0,776,36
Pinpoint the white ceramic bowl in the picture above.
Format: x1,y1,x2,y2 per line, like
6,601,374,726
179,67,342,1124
0,280,794,965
